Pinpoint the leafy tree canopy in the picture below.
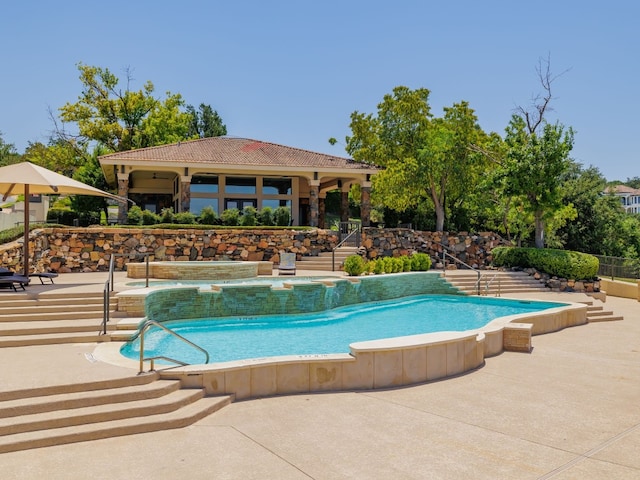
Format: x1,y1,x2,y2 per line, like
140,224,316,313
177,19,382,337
186,103,227,138
58,63,198,152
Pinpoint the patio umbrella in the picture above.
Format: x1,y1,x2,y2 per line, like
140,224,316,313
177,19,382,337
0,161,126,277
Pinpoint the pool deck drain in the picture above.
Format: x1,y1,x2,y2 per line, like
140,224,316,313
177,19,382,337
0,269,638,479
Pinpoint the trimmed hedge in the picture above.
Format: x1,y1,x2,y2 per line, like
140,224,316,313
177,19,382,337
491,247,599,279
344,252,432,276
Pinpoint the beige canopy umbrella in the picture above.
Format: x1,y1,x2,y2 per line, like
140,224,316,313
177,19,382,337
0,162,127,277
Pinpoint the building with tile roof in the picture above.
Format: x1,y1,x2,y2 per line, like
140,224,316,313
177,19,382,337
98,136,379,227
606,184,640,214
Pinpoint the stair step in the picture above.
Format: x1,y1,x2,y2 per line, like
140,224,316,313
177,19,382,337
0,318,114,336
0,372,159,402
0,380,182,418
0,395,232,453
588,314,624,322
0,331,112,347
0,388,203,436
0,310,114,322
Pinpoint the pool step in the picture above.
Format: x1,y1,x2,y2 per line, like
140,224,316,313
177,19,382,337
441,271,550,295
0,375,232,453
585,304,624,322
0,292,118,347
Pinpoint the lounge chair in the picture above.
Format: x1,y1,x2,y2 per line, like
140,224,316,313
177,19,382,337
29,272,58,284
278,252,297,276
0,268,29,291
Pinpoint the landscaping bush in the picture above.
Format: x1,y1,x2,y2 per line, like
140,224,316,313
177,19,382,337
126,205,143,225
160,207,175,224
343,254,367,276
240,206,258,226
491,246,599,279
173,211,196,224
274,206,291,226
198,206,217,225
402,256,412,272
141,209,160,225
46,208,78,226
371,258,385,274
258,206,274,226
221,208,240,226
410,252,432,271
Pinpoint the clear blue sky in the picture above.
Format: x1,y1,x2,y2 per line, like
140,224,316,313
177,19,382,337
1,0,638,181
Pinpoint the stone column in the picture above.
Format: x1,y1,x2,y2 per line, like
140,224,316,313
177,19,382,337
117,173,129,221
180,176,191,213
360,182,372,227
318,195,326,229
340,186,350,222
309,180,320,227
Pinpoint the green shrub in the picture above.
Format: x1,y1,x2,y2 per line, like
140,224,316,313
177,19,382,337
410,252,432,271
240,206,258,226
174,211,196,224
126,206,143,225
258,207,274,226
402,256,412,272
372,258,385,274
77,211,101,227
46,208,77,226
391,257,403,273
160,207,175,224
491,246,599,279
221,208,240,226
141,209,160,225
198,206,218,225
274,206,291,226
343,255,366,276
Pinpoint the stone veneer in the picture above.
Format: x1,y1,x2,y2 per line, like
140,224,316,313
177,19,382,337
0,227,507,273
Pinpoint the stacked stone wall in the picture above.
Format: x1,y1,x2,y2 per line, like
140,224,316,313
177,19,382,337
0,227,505,273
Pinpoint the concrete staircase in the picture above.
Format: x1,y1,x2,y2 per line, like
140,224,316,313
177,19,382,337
584,302,624,322
0,373,231,453
298,246,359,272
0,291,118,347
441,270,550,296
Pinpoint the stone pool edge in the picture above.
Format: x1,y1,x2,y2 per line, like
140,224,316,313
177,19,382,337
93,301,587,401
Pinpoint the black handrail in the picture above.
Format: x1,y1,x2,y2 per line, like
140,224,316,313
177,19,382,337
332,222,361,271
439,244,482,295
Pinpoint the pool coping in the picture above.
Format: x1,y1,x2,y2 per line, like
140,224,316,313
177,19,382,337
93,300,588,401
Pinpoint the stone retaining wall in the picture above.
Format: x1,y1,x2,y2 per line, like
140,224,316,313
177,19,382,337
0,227,506,273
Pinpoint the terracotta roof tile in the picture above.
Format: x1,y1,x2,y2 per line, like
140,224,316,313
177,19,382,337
99,137,375,171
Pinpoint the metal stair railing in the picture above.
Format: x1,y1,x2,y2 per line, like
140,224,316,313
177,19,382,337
332,222,361,271
102,252,153,335
132,319,210,374
439,245,482,295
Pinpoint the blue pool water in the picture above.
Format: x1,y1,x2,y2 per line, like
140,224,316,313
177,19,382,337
121,295,564,364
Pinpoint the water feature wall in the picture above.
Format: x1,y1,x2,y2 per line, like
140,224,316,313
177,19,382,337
144,272,462,322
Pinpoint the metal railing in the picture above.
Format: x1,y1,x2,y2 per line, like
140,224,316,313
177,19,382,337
478,273,501,297
102,252,152,335
594,255,640,280
439,245,482,295
133,320,210,374
332,222,361,271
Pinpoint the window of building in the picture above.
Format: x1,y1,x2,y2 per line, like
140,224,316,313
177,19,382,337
191,175,219,193
190,198,219,215
261,199,291,210
225,177,256,194
225,199,257,211
263,178,292,195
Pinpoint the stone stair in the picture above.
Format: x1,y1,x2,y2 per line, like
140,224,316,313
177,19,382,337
298,246,359,272
584,302,624,322
0,291,119,347
0,373,232,453
440,270,550,296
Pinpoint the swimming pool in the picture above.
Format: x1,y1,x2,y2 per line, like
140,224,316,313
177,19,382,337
125,276,341,289
120,295,565,364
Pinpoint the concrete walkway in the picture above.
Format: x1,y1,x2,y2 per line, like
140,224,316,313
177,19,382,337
0,272,639,479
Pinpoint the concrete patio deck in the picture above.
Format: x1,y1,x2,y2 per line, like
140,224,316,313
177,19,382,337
0,270,638,479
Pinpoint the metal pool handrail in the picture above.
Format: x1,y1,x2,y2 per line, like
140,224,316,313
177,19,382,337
135,320,210,374
102,253,152,335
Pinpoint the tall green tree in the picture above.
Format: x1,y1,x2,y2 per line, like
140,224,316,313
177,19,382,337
0,133,21,167
343,86,487,231
186,103,227,138
58,63,196,152
501,115,574,248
